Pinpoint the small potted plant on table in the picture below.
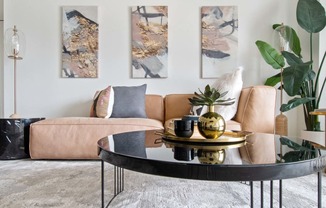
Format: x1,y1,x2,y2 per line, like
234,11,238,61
188,85,235,139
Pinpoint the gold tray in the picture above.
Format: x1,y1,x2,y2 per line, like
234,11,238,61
157,130,252,144
163,139,246,151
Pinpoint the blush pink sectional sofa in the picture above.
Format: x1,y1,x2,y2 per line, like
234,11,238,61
29,86,276,159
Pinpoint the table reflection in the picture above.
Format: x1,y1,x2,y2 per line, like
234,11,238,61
239,133,276,164
101,130,323,166
278,136,318,162
111,131,147,158
164,139,245,164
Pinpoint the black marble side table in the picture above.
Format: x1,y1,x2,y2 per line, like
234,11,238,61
0,118,45,159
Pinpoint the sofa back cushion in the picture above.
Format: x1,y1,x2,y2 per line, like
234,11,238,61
234,86,276,133
145,94,164,123
90,94,164,123
164,94,193,121
163,86,276,134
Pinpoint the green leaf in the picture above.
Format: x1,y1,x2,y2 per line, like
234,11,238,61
288,27,302,58
306,69,316,81
280,97,315,112
265,73,281,87
214,98,235,106
282,62,311,96
280,137,312,151
282,151,302,162
219,91,228,98
189,85,234,106
297,0,326,33
282,51,303,66
273,24,302,58
272,24,281,30
255,40,285,69
279,137,316,161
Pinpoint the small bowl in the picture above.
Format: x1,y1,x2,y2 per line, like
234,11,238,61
174,120,194,138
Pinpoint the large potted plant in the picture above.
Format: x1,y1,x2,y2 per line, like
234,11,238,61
255,0,326,132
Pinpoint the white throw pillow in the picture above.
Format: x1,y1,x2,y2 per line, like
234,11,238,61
191,67,243,121
213,67,243,121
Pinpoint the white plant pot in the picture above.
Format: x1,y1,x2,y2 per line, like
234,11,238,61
300,130,325,146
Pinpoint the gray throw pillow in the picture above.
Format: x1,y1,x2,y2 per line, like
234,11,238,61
110,84,147,118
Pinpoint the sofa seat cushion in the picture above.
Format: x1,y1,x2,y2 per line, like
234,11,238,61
29,117,163,159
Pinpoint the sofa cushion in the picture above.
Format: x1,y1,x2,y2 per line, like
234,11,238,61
92,86,114,118
29,117,163,159
234,86,276,134
164,94,194,122
92,84,148,118
91,94,164,122
111,84,147,118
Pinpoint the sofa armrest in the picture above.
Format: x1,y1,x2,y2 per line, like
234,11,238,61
234,86,276,134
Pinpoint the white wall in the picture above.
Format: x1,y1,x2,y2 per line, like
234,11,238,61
319,0,326,130
0,0,3,117
2,0,304,134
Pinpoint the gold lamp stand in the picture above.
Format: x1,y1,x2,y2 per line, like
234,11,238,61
275,68,288,136
273,24,289,136
5,25,25,118
9,50,22,118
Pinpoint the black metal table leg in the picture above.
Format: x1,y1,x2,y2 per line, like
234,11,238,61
250,181,254,208
318,171,322,208
114,166,124,195
270,181,273,207
279,180,282,207
106,166,124,207
101,162,125,208
260,181,264,208
101,160,104,208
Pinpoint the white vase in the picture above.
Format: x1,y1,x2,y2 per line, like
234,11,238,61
300,130,325,147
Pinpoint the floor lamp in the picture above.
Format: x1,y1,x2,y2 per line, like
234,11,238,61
273,24,291,136
5,25,25,118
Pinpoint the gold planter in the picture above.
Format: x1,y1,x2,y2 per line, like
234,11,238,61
197,149,226,164
197,105,225,139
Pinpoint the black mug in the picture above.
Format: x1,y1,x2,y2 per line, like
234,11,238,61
174,120,194,138
173,146,195,161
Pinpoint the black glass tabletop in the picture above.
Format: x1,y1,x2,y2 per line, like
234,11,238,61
98,130,326,181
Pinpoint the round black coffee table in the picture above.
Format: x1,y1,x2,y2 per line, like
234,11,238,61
98,130,326,208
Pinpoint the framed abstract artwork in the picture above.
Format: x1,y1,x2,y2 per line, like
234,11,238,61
201,6,238,78
131,6,168,78
62,6,98,78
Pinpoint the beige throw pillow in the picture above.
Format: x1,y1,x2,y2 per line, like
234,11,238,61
93,86,114,118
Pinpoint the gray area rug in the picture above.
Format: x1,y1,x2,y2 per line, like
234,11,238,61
0,160,325,208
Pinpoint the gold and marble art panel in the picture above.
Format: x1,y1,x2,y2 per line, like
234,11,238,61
201,6,238,78
62,6,98,78
131,6,168,78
